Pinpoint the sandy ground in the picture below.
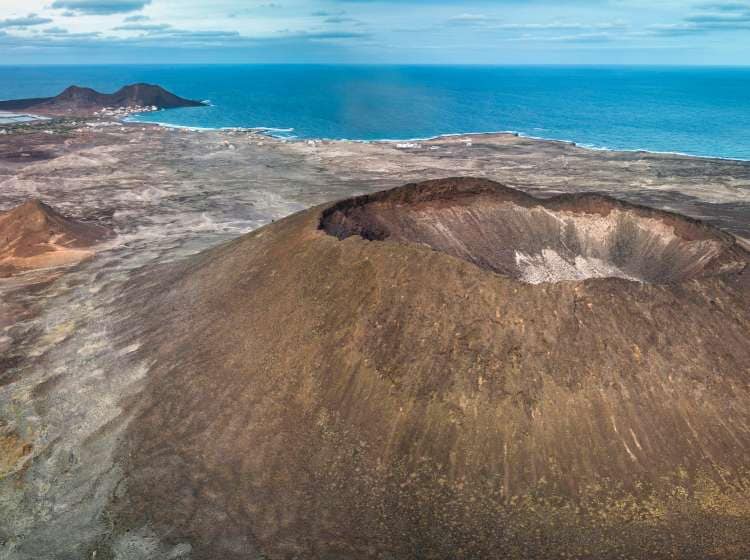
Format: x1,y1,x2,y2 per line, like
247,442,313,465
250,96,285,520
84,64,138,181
0,119,749,558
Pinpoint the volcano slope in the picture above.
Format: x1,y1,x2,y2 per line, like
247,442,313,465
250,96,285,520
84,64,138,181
113,177,750,559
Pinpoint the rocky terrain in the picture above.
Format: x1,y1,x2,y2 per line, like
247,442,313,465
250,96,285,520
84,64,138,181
0,84,205,117
0,121,749,559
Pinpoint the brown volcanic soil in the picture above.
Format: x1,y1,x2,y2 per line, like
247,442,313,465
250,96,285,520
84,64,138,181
112,178,750,560
0,199,112,276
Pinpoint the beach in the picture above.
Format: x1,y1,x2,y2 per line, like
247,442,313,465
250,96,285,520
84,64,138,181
1,116,750,557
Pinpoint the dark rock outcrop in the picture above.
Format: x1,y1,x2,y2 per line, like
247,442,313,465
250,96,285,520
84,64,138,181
113,178,750,559
0,83,205,116
0,199,112,276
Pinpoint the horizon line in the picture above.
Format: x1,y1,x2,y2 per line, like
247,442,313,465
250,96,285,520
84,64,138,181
2,62,750,68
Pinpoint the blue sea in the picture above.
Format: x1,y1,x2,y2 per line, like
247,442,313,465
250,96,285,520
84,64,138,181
1,65,749,160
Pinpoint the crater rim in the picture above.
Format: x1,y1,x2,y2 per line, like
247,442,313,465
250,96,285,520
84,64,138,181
319,177,748,285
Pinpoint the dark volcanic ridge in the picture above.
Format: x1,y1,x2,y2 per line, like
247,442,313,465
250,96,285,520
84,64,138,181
0,199,112,276
106,177,750,560
321,178,747,284
0,83,205,116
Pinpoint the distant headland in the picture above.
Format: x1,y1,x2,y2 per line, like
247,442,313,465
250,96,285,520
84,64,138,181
0,83,206,117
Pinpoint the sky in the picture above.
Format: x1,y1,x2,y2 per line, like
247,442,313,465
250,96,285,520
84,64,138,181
0,0,748,65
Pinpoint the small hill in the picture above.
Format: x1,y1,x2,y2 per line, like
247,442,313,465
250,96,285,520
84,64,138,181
0,84,205,116
0,199,112,276
109,178,750,559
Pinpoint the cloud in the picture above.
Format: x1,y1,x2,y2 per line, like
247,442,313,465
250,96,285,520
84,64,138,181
124,15,150,22
444,14,627,32
289,30,369,39
499,21,625,30
646,23,700,35
0,29,102,45
445,13,492,25
312,10,347,17
500,29,616,43
50,0,152,15
0,13,53,29
228,3,281,18
126,28,243,42
114,22,171,31
685,12,750,22
0,22,371,55
649,2,750,35
542,32,614,43
56,31,103,38
648,19,750,34
332,0,561,2
335,0,465,2
324,16,363,24
695,2,750,11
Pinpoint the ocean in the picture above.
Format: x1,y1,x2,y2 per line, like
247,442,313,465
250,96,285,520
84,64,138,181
1,64,749,160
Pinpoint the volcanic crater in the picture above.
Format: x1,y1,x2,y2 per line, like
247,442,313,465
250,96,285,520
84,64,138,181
108,177,750,560
321,179,747,284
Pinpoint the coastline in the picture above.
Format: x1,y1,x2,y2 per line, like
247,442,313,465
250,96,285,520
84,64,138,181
124,114,750,163
4,102,747,162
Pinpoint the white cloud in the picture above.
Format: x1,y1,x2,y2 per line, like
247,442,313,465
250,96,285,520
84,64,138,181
0,13,53,28
50,0,152,15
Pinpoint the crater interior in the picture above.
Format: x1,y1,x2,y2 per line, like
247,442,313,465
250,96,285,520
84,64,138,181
321,178,747,284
